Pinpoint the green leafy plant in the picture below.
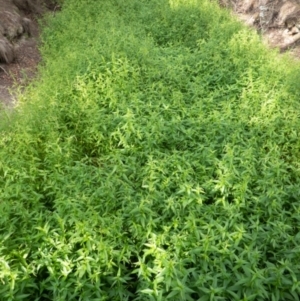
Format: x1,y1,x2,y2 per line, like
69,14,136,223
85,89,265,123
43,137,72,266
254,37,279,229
1,0,300,300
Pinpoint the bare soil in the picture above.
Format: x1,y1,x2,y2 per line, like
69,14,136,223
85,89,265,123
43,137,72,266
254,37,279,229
0,0,59,106
222,0,300,56
0,18,40,106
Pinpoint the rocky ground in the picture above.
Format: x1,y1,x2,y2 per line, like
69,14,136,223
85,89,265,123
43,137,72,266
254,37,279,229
0,0,59,106
221,0,300,55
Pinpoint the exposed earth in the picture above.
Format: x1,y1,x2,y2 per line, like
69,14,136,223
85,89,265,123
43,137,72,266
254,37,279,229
0,19,40,106
0,0,59,106
221,0,300,54
1,0,300,106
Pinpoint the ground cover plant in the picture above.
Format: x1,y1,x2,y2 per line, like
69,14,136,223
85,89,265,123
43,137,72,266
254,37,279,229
1,0,300,300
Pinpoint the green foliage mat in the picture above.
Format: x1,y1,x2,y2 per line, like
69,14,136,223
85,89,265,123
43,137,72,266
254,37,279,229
1,0,300,300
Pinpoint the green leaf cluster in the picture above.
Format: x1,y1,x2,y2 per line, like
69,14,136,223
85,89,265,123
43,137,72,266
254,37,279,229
1,0,300,300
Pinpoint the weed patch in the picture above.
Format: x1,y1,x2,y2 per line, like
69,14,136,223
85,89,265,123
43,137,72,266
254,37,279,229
1,0,300,300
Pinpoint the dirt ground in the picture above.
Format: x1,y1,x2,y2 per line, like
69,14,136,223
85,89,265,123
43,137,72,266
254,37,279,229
0,19,40,106
1,0,300,107
0,0,59,106
223,0,300,54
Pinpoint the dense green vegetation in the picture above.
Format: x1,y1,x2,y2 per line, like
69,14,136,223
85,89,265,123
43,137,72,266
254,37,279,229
1,0,300,299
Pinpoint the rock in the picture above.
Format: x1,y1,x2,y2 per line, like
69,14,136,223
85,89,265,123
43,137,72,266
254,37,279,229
0,0,56,105
0,0,38,64
0,11,24,40
219,0,300,55
12,0,44,15
0,38,14,63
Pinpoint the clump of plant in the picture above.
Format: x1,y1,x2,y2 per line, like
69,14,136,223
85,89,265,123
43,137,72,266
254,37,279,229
1,0,300,300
